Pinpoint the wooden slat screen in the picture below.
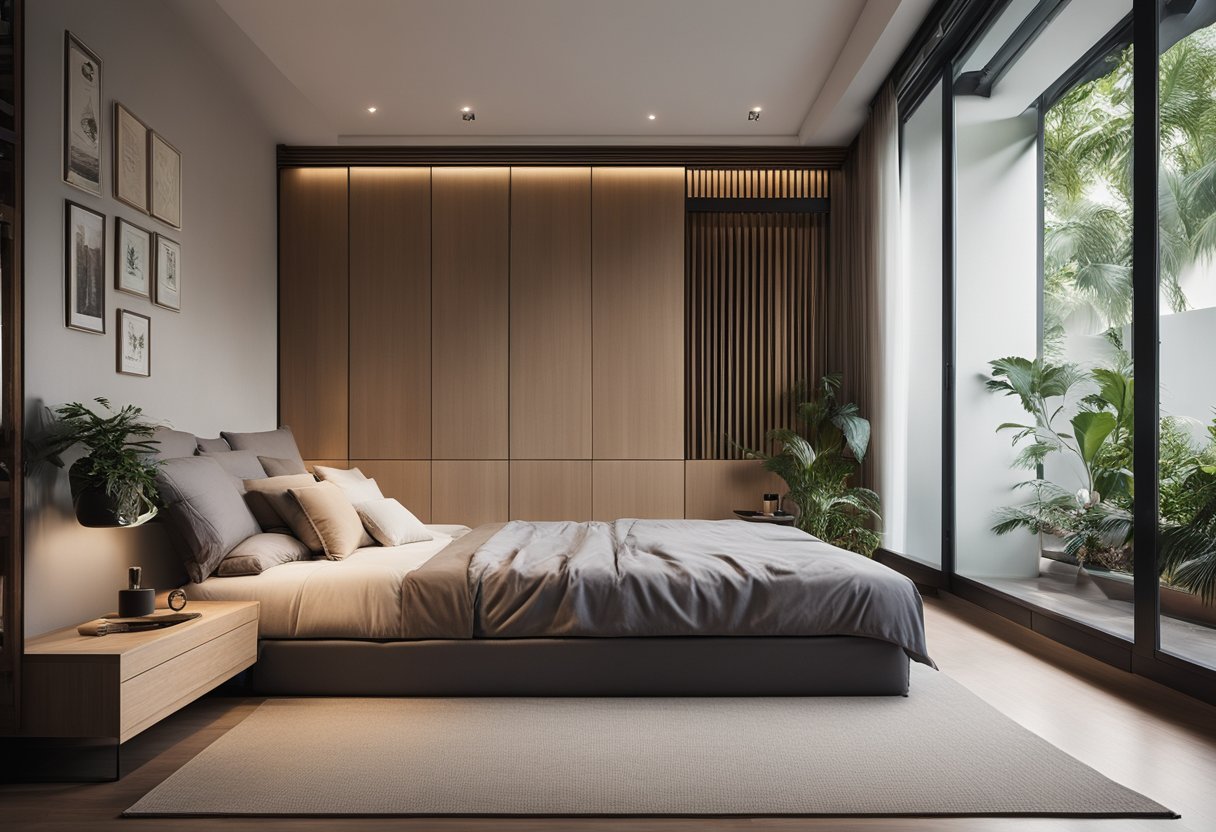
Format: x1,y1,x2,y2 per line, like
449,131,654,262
685,170,828,460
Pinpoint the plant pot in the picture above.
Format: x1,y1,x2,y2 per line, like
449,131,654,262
72,485,126,528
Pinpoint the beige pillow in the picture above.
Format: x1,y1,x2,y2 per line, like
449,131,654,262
243,473,321,548
314,465,368,485
356,498,433,546
290,481,371,559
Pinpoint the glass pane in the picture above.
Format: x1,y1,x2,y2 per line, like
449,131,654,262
888,81,944,567
954,0,1135,640
1157,14,1216,671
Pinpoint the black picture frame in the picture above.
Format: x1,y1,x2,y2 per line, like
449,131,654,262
63,31,102,196
64,199,106,334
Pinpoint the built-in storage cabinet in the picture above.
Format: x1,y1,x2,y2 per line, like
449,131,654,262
509,167,593,460
432,168,510,460
348,167,432,460
279,168,349,461
592,168,685,460
279,164,807,523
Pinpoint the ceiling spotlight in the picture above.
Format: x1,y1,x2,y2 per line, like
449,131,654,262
648,114,656,121
748,107,762,121
367,106,377,113
461,106,476,121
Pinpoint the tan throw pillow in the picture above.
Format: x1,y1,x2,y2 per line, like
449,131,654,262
314,465,368,486
243,473,321,548
289,481,370,559
356,498,433,547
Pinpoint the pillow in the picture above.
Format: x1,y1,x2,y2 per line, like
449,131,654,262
195,436,231,453
155,457,261,583
259,455,308,476
242,473,319,543
200,450,267,491
341,477,385,505
289,481,371,559
221,426,305,469
216,532,312,577
148,427,197,461
314,465,367,485
356,498,433,546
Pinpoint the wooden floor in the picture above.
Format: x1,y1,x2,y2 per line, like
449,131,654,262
1,592,1213,832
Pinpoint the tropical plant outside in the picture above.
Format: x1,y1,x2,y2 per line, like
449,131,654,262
740,375,882,557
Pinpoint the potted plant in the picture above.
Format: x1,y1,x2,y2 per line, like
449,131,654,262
31,398,162,527
740,375,882,557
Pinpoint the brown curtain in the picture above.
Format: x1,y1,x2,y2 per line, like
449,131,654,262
824,81,900,489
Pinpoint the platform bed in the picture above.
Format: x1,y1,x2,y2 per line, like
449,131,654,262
250,636,911,697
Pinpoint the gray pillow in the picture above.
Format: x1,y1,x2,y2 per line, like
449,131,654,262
196,436,231,453
222,426,305,468
200,450,268,491
148,427,197,461
216,533,311,577
259,455,308,476
156,457,262,583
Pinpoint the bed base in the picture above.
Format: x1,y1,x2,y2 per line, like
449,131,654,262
250,636,911,697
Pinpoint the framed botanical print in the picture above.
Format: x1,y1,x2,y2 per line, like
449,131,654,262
115,217,152,298
64,200,106,333
149,131,181,228
64,32,102,196
117,309,151,377
114,102,149,212
153,233,181,311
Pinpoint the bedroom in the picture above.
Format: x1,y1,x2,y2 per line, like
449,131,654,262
1,0,1214,828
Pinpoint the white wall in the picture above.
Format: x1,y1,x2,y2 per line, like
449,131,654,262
1160,306,1216,442
888,80,943,567
953,105,1041,579
24,0,279,636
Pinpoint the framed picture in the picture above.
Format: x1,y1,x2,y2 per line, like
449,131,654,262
64,32,102,196
149,131,181,228
114,102,149,212
116,309,151,377
153,233,181,311
114,217,152,298
64,200,106,333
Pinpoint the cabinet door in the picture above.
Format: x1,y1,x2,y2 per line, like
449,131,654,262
432,168,510,459
592,167,685,459
349,168,431,459
684,460,784,520
432,461,509,527
593,461,685,520
279,168,349,460
510,168,592,459
510,461,592,521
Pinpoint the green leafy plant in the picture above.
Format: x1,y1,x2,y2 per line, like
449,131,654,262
1159,417,1216,602
740,375,881,557
31,398,162,525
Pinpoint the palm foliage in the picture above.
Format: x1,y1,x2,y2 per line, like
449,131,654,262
740,375,881,557
1043,31,1216,353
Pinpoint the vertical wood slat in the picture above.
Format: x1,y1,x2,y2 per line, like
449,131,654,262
348,167,432,459
431,167,510,459
279,168,349,460
683,169,830,460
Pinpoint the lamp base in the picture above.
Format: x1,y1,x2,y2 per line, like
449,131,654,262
118,588,155,617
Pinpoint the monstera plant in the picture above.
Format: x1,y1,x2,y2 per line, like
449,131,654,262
740,375,881,557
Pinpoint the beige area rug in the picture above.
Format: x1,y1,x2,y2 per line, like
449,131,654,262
126,665,1173,818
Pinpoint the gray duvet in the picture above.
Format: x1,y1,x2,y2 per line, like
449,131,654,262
401,519,933,666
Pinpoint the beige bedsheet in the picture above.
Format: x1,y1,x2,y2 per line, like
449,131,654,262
184,525,470,638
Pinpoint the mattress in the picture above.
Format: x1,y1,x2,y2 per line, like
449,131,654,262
184,525,471,638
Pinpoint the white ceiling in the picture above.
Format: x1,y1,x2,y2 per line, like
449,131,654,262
189,0,936,146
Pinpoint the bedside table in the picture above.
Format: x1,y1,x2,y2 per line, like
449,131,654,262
21,600,258,779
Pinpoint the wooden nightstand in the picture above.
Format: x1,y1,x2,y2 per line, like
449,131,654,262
20,600,258,778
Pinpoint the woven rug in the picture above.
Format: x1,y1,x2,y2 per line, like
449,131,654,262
126,665,1173,818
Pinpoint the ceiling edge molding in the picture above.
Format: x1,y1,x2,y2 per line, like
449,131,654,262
336,134,803,147
277,145,850,169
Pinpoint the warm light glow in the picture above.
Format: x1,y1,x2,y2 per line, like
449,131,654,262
367,106,377,113
751,107,762,113
461,107,472,113
648,114,656,120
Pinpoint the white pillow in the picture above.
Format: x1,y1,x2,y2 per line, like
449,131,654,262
356,498,433,546
342,477,385,505
314,465,368,485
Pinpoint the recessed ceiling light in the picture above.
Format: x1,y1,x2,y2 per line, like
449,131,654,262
648,114,656,121
461,106,475,121
367,106,377,113
748,107,762,121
